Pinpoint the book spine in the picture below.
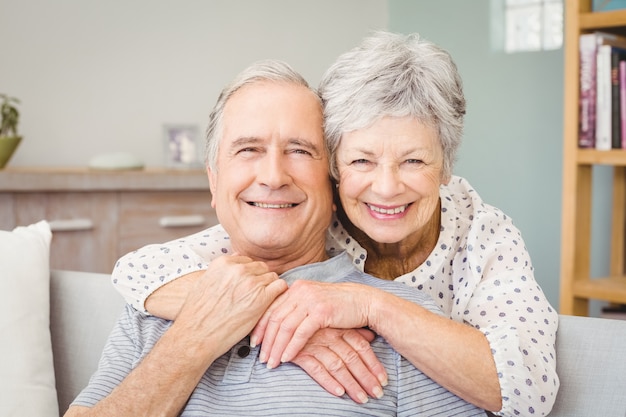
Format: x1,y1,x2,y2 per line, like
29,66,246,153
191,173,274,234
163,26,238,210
596,44,613,150
579,33,598,148
611,50,622,148
619,59,626,149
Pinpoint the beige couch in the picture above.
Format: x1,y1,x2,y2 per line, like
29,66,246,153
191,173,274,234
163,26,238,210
51,269,626,416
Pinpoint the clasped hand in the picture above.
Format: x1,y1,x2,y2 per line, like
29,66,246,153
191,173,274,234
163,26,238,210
250,280,388,403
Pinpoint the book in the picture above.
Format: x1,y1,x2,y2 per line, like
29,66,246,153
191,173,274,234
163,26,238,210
601,305,626,321
596,44,613,150
578,32,626,148
610,48,626,148
619,60,626,149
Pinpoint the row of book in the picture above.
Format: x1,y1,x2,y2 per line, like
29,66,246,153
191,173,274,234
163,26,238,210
579,31,626,149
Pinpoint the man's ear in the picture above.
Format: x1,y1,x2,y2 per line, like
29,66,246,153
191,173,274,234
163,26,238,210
207,166,217,208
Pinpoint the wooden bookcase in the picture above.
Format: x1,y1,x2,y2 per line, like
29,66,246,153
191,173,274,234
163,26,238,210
560,0,626,315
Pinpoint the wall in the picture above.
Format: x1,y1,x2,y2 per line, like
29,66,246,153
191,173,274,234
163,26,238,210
0,0,388,167
389,0,565,308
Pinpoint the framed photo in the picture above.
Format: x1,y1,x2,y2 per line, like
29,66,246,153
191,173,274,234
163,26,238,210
163,124,203,168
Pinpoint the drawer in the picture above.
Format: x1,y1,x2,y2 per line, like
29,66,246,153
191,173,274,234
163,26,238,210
12,192,118,273
118,191,218,255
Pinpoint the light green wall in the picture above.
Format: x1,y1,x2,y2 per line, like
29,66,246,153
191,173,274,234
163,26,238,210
389,0,565,308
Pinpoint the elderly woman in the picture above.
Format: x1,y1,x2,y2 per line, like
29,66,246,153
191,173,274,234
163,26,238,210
111,32,558,416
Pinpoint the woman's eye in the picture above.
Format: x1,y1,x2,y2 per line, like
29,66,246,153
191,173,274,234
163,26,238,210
352,159,370,165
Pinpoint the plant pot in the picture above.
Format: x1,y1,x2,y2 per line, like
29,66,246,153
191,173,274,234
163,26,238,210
0,136,21,168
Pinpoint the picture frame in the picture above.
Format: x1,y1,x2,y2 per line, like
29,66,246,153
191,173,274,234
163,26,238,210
163,124,203,169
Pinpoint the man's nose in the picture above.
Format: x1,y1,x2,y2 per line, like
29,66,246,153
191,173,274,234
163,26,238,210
257,151,291,189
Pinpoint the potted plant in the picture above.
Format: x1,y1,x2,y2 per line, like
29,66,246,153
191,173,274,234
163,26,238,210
0,93,22,168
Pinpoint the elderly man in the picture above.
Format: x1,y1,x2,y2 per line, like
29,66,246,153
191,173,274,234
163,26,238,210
65,60,483,416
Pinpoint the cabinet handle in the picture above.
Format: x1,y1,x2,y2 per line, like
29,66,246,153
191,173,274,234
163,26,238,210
159,215,206,228
48,218,94,232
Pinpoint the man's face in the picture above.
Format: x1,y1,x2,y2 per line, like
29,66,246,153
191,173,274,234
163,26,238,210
208,81,333,265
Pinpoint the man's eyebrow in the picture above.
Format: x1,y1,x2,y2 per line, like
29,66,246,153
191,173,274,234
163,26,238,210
288,138,322,153
229,137,262,148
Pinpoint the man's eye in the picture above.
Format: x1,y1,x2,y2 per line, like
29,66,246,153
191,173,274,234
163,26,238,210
291,149,312,156
237,147,257,154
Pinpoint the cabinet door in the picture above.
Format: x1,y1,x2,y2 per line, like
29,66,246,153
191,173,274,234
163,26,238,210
117,191,218,257
13,192,118,273
0,194,16,230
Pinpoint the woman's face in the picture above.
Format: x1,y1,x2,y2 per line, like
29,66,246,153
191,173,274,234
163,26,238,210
336,116,445,244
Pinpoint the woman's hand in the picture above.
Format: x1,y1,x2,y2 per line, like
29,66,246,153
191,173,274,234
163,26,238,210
250,280,387,401
288,328,387,404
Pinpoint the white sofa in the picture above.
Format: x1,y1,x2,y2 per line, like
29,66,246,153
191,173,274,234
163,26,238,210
50,269,626,416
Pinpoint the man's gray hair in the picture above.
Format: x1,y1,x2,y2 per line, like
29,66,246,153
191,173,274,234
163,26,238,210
319,31,466,181
205,60,317,171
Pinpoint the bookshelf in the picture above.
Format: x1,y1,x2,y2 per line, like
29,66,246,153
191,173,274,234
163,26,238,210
561,0,626,315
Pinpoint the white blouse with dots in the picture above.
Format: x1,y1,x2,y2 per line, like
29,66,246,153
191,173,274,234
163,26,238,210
111,175,559,417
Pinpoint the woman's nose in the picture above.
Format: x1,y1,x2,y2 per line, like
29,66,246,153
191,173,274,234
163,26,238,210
371,165,404,197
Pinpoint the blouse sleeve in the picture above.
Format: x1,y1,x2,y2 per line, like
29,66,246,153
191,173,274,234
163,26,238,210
111,224,232,314
459,209,559,417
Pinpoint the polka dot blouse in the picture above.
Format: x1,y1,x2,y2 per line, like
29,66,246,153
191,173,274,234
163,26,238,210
111,175,559,417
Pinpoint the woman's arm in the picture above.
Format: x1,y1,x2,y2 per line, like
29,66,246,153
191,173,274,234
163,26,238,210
253,276,557,416
111,225,230,314
367,290,501,411
112,228,388,404
253,281,501,410
144,271,203,319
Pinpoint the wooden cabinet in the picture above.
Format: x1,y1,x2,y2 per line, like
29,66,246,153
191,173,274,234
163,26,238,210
0,167,217,273
560,1,626,315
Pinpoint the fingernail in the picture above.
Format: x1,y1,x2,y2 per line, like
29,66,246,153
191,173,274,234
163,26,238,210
266,358,277,369
335,387,345,396
250,336,257,348
259,351,267,363
373,386,384,399
378,374,388,387
357,392,368,404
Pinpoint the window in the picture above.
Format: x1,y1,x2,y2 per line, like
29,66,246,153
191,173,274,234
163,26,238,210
492,0,563,53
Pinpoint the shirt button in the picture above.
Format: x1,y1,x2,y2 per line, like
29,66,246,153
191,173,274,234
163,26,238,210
237,345,251,358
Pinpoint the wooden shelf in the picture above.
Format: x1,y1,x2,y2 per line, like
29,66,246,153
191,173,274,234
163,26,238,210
560,0,626,316
580,9,626,30
577,149,626,165
0,166,209,192
573,277,626,304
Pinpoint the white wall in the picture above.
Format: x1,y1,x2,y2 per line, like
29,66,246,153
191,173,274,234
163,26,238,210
1,0,388,167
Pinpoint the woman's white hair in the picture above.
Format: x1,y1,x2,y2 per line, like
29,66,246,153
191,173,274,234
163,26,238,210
319,31,466,181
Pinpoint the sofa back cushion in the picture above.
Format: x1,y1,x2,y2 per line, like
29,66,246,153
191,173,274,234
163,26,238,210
50,269,125,415
550,314,626,416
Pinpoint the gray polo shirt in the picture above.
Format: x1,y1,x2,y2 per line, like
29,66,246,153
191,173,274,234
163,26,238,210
73,252,483,416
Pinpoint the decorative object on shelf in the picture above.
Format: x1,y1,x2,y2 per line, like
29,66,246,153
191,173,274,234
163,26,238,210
88,151,145,170
163,124,202,169
0,94,21,169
